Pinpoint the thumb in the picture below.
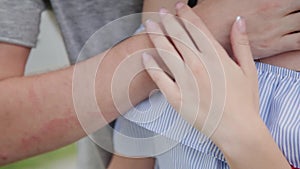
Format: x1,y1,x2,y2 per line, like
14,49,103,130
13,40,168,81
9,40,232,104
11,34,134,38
230,16,256,76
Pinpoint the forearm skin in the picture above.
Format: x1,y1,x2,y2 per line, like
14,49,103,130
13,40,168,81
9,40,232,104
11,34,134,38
0,34,156,165
212,115,291,169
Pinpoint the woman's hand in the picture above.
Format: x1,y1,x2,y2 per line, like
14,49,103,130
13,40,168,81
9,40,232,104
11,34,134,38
143,2,259,140
142,3,291,169
194,0,300,59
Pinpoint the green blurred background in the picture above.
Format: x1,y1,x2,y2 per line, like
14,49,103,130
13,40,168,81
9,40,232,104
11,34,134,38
0,144,76,169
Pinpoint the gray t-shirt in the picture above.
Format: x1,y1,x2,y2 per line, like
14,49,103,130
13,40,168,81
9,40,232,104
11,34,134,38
0,0,143,168
0,0,143,63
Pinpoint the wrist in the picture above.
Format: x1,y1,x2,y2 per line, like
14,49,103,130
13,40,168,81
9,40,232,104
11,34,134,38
211,113,290,169
211,112,263,149
95,34,156,116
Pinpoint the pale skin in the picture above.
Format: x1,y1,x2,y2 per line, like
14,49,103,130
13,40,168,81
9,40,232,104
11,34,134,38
142,4,290,169
0,0,299,166
108,1,299,169
144,0,300,65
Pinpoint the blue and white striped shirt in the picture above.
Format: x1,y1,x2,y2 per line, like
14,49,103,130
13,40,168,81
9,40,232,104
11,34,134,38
114,62,300,169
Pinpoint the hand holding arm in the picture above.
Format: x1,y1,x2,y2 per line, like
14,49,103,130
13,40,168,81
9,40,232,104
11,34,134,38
142,4,291,169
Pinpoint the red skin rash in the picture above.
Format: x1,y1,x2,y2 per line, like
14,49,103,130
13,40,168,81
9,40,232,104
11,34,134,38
0,153,8,161
0,111,79,164
20,136,41,152
19,115,78,154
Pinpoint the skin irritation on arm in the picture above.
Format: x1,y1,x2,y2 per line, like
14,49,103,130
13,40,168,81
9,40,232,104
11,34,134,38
1,0,300,166
0,43,30,161
0,33,157,165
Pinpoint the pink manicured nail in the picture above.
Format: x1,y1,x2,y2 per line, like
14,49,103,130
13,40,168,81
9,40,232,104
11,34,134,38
236,16,246,33
145,19,157,30
176,2,185,9
159,8,168,15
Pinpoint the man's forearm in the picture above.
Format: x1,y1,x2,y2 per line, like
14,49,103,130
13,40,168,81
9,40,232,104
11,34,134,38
0,43,30,80
0,34,156,165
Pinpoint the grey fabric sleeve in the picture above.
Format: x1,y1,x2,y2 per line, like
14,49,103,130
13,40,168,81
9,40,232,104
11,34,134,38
0,0,45,47
50,0,143,64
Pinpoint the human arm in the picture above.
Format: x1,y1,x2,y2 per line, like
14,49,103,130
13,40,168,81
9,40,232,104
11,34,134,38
105,1,300,168
0,0,43,79
0,34,158,165
106,0,300,168
107,155,155,169
142,4,291,169
0,43,30,80
2,0,300,165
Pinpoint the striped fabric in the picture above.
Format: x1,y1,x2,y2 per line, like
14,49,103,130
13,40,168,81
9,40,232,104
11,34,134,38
114,62,300,169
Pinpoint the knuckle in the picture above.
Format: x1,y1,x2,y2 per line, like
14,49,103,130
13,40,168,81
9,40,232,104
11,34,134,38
236,37,250,46
296,37,300,49
257,39,271,49
169,33,183,43
151,34,163,42
169,92,181,105
189,61,205,77
150,70,161,80
177,5,189,15
190,62,200,72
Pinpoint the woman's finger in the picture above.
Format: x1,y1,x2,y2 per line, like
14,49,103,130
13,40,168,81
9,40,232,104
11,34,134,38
142,52,180,106
230,16,256,76
282,12,300,35
174,1,229,70
279,32,300,52
287,0,300,15
175,2,218,53
145,19,186,77
159,8,199,65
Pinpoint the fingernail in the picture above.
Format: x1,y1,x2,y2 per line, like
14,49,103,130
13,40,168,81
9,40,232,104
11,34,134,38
159,8,168,15
145,19,157,31
142,52,152,62
176,2,185,9
236,16,246,33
